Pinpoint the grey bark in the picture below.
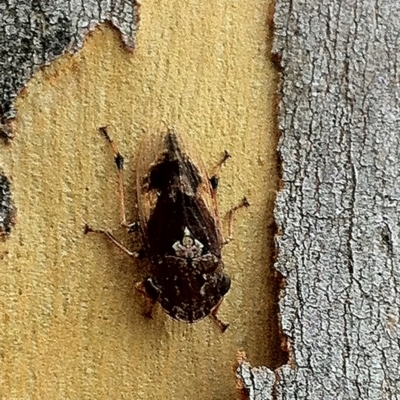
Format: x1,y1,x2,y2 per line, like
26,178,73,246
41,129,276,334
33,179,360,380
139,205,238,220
238,1,400,399
0,172,15,236
0,0,138,135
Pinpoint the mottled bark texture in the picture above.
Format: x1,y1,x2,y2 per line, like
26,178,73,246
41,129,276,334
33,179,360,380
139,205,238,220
0,172,15,236
238,1,400,399
0,0,138,131
237,353,276,399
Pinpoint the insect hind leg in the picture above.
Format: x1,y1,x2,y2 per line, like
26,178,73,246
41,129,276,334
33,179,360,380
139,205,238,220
209,273,231,332
135,278,159,319
84,222,139,258
210,298,229,332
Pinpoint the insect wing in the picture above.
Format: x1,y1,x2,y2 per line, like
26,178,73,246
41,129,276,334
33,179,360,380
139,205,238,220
135,129,223,259
150,256,230,323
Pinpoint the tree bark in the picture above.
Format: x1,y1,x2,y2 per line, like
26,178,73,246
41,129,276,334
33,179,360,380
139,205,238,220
238,1,400,399
0,0,137,130
0,1,281,399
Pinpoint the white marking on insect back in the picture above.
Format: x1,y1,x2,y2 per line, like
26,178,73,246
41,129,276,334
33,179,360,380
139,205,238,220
173,227,204,258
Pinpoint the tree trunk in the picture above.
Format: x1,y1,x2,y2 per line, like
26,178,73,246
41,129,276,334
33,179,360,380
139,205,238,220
0,1,282,399
238,1,400,399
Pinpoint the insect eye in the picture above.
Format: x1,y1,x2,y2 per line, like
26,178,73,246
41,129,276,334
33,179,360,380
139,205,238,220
148,161,179,190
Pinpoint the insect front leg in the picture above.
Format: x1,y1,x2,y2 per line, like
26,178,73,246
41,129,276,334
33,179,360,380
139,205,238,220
83,128,144,259
210,150,231,190
225,197,250,244
99,126,138,231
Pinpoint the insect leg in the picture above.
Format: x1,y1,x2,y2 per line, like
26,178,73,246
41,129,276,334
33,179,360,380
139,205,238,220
98,126,129,228
210,150,231,190
210,298,229,332
135,279,158,318
84,222,139,258
225,197,250,243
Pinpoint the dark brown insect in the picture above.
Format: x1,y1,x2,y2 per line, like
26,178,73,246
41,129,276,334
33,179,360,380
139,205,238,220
85,127,249,331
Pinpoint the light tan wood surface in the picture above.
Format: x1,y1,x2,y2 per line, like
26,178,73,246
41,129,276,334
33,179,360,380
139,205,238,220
0,1,283,398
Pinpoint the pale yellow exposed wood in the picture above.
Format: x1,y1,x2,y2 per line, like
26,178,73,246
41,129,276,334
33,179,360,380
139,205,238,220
0,1,282,398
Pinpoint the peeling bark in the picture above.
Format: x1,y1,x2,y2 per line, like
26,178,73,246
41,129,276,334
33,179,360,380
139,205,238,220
0,0,138,130
237,353,276,400
238,0,400,399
